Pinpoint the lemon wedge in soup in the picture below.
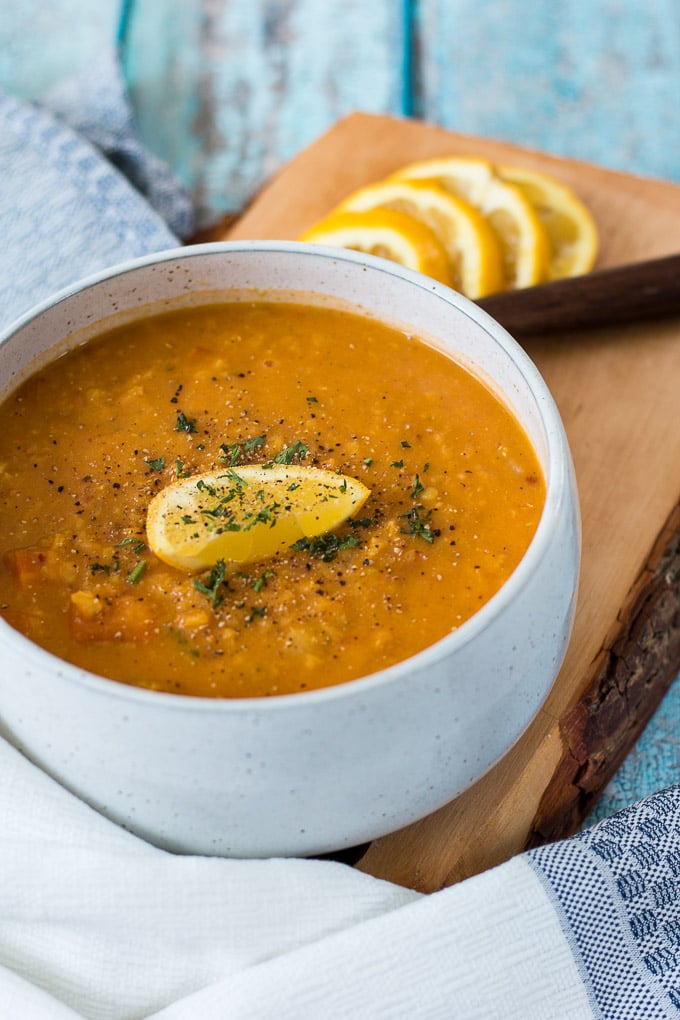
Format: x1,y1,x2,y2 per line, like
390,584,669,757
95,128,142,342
146,464,371,572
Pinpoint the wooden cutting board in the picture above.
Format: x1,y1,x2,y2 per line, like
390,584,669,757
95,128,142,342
217,112,680,892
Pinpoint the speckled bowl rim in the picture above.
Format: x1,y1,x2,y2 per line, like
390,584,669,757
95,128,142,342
0,241,576,714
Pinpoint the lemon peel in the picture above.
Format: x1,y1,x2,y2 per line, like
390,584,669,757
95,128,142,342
299,207,451,285
335,177,504,299
497,164,599,279
390,156,551,289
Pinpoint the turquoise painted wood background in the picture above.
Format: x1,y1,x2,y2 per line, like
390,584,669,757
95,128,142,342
0,0,679,818
2,0,680,227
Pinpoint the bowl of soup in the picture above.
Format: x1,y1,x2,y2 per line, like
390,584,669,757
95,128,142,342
0,242,579,858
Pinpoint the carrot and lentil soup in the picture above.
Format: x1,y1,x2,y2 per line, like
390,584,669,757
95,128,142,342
0,299,545,697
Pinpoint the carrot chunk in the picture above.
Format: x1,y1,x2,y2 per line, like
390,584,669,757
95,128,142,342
5,547,53,587
70,593,157,644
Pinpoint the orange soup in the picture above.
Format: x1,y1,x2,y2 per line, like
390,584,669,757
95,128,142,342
0,300,545,697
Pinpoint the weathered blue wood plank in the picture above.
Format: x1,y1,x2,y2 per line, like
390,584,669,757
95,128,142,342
0,0,122,99
120,1,205,214
123,0,407,225
413,0,680,183
6,1,680,223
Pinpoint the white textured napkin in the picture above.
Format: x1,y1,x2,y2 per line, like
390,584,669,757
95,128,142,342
6,733,680,1020
3,53,680,1020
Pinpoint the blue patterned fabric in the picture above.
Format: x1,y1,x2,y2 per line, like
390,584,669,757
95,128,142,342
531,788,680,1017
44,50,194,240
0,51,192,329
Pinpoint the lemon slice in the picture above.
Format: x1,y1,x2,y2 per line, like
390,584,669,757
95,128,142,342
497,164,599,279
299,208,451,284
334,178,504,299
146,464,371,572
391,156,551,289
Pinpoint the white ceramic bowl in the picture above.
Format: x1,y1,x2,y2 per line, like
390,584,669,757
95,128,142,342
0,243,580,858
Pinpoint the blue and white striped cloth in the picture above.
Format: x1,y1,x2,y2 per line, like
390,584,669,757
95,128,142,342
1,55,680,1020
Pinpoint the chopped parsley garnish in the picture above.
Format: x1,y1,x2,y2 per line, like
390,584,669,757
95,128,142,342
219,434,266,466
306,395,318,403
252,569,274,593
401,440,412,448
196,478,218,497
245,434,267,453
398,505,439,544
390,459,404,469
271,440,309,465
90,562,111,576
199,503,237,522
175,458,192,478
115,537,146,555
397,464,439,544
168,626,200,658
411,474,425,499
146,456,165,471
243,502,280,530
348,516,375,529
193,559,227,608
192,471,278,533
292,532,360,562
245,605,266,623
218,468,248,490
362,457,373,467
175,411,197,433
127,561,147,584
218,442,240,467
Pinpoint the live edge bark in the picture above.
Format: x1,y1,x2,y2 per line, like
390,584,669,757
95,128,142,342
526,502,680,848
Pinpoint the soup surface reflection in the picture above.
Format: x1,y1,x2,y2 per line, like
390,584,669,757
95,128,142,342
0,300,545,696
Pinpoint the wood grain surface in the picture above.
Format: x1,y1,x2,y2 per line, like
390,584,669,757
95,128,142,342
477,254,680,335
226,112,680,890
